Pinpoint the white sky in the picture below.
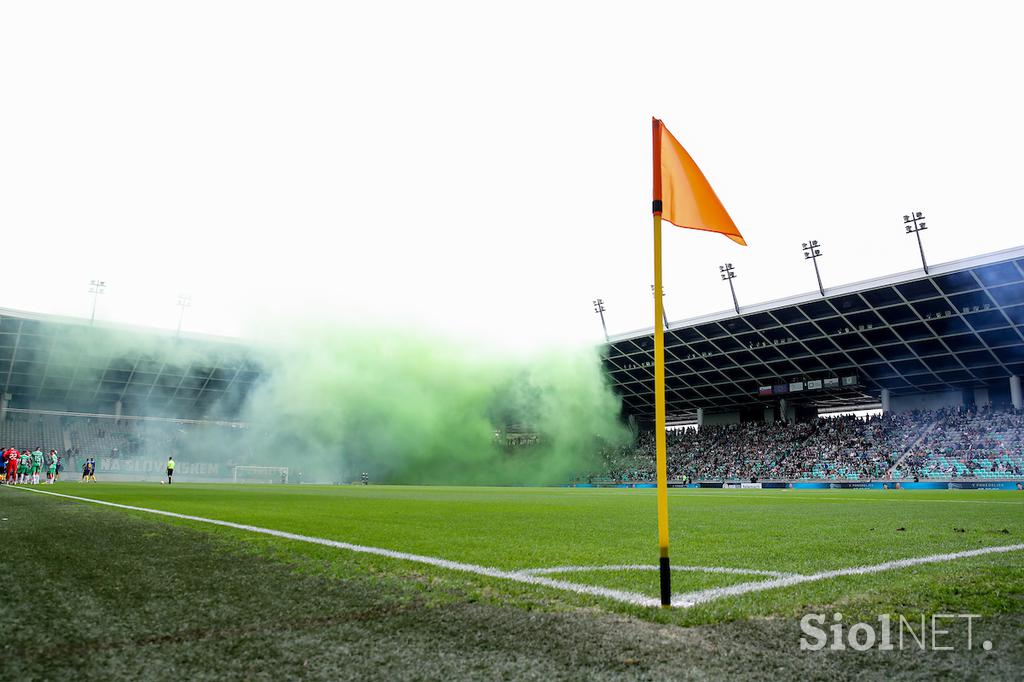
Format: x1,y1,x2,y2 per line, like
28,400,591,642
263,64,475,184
2,1,1022,347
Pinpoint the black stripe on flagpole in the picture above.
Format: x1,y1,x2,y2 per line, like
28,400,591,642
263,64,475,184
659,556,671,606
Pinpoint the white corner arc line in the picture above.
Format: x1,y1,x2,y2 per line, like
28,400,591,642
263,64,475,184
517,565,797,578
672,543,1024,607
8,487,661,608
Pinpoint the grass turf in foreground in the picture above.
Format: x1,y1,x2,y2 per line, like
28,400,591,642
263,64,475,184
28,483,1024,623
1,484,1022,679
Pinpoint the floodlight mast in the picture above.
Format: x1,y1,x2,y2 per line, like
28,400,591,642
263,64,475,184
903,212,929,274
592,298,609,342
88,280,106,324
176,294,193,337
719,263,739,314
802,240,825,296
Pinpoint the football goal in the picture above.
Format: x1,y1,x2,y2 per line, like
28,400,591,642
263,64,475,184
232,465,289,484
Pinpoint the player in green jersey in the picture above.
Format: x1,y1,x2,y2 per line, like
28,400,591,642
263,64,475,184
31,449,43,484
18,451,30,484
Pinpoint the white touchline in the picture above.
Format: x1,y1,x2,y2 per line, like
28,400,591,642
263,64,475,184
672,543,1024,607
10,487,660,608
10,487,1023,609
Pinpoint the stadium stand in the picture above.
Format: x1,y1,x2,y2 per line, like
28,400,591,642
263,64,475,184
1,412,248,474
603,246,1024,425
597,407,1024,482
0,412,64,452
893,407,1024,479
3,247,1024,484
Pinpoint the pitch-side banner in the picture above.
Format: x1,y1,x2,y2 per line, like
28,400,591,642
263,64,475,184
97,459,224,477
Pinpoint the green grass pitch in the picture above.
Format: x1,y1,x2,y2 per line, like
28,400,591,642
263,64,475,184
2,483,1022,679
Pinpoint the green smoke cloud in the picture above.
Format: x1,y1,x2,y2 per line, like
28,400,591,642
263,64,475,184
240,323,629,484
13,319,628,485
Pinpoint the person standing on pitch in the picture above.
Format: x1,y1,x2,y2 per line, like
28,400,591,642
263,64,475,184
166,456,175,485
84,457,97,482
3,448,17,485
47,452,58,484
31,448,43,485
19,450,30,484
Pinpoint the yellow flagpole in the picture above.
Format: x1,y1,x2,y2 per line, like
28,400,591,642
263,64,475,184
652,212,671,607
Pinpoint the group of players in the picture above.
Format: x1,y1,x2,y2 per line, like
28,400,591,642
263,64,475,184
2,447,61,485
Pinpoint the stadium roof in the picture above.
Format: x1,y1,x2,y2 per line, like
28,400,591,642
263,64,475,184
604,245,1024,422
0,309,262,419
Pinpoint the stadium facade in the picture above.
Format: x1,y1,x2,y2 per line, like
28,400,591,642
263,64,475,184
0,313,263,481
0,309,260,422
3,244,1023,432
603,245,1024,427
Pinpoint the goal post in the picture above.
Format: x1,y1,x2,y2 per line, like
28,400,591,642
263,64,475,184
232,465,289,484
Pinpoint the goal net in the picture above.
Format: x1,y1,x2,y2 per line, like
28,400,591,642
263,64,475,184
232,465,289,484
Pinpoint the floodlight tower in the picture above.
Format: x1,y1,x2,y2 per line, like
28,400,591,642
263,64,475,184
719,263,739,314
88,280,106,324
592,299,609,342
651,284,669,329
903,212,929,274
176,293,192,337
802,240,825,296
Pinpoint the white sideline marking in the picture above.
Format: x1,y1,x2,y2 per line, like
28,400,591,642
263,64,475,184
10,486,1023,609
517,565,797,578
672,543,1024,607
10,487,660,608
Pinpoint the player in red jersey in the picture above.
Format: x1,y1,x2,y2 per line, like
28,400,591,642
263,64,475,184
4,448,19,485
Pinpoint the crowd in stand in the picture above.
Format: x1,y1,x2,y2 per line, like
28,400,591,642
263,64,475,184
64,417,194,461
595,407,1024,482
894,407,1024,479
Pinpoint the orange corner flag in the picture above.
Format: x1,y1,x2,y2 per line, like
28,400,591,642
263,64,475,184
652,118,747,246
